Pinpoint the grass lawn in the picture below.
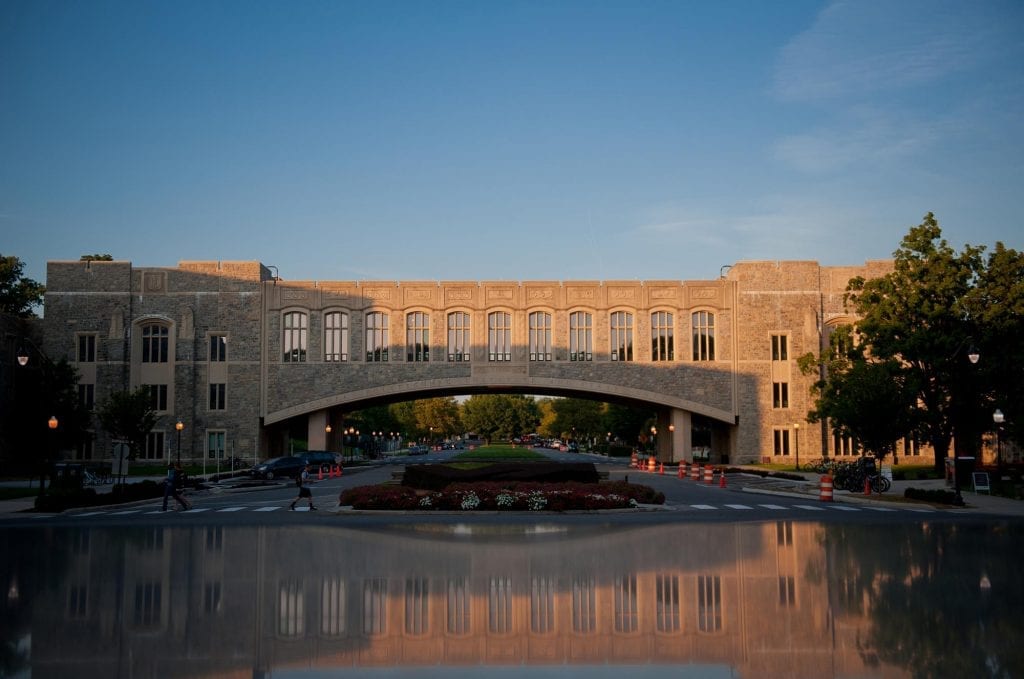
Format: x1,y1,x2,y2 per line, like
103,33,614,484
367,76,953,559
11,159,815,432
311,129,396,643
0,487,39,500
453,446,546,461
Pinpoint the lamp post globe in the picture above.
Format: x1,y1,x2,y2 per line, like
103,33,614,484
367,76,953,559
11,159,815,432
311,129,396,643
175,421,184,465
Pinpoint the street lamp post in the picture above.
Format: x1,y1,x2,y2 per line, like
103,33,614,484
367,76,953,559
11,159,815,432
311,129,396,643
993,409,1005,470
794,422,801,471
44,415,58,497
951,339,980,506
175,421,184,465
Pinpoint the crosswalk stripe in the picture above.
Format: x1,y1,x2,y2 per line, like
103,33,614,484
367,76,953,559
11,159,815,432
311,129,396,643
691,504,716,510
108,509,143,515
724,504,752,510
182,508,210,513
217,507,246,512
831,506,861,511
758,504,789,510
865,507,897,512
254,506,282,512
793,504,826,511
73,511,106,517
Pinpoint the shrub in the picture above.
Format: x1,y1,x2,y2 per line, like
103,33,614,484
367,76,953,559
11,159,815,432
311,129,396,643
904,487,960,505
338,480,663,511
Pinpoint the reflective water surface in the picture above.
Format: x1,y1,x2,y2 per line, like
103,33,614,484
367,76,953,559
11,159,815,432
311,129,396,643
2,520,1022,678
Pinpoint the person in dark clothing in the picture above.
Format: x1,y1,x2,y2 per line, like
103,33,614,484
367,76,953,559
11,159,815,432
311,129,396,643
162,463,192,511
289,465,317,511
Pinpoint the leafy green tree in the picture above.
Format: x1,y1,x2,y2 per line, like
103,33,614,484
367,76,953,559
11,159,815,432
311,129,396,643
0,255,44,317
461,394,539,441
601,403,655,445
96,388,158,465
550,397,604,446
799,326,918,460
845,214,987,472
965,242,1024,450
414,397,462,439
2,348,91,491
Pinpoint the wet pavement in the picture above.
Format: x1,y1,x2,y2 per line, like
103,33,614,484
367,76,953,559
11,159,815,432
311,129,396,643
2,456,1023,677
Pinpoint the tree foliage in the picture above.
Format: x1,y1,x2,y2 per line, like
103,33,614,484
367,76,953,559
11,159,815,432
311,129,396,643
96,388,158,461
803,213,1023,468
79,254,113,261
461,394,539,441
0,255,44,317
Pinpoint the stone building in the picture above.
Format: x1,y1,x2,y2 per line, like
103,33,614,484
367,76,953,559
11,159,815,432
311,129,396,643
41,257,932,466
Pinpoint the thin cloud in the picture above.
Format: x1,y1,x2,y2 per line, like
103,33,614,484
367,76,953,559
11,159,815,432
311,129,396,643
774,0,992,102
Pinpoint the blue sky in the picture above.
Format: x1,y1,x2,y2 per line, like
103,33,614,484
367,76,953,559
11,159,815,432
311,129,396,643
2,0,1022,286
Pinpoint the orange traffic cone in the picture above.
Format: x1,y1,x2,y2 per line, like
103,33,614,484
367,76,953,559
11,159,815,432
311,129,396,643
719,471,727,488
337,464,343,477
678,463,685,479
659,462,664,475
318,466,323,481
864,477,871,495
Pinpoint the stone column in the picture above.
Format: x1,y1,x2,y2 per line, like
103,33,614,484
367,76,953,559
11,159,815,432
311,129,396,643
307,410,329,451
665,409,692,463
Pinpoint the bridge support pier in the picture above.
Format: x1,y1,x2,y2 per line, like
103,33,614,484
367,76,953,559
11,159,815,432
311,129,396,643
658,409,691,462
307,410,329,451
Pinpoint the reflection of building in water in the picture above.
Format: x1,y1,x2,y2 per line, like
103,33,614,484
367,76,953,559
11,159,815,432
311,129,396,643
25,522,906,678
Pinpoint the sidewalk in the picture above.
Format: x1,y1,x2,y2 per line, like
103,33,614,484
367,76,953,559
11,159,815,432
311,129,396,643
735,467,1024,516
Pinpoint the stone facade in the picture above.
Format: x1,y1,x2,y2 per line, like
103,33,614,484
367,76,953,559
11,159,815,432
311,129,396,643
43,257,928,466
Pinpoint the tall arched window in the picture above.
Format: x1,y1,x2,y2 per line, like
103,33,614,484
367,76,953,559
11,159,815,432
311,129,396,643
324,311,349,362
366,312,389,362
447,312,471,362
651,311,674,361
610,311,633,361
406,312,430,362
488,311,511,361
570,311,593,361
529,311,552,361
692,311,715,361
141,323,169,363
282,312,307,362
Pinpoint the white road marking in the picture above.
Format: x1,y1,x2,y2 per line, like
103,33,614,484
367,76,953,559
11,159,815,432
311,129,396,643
794,504,826,511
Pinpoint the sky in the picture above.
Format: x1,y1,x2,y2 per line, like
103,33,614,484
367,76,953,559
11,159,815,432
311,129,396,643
2,0,1022,286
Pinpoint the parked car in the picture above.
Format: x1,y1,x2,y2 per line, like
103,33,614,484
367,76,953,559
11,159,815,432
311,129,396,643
297,450,341,468
408,445,429,455
250,456,306,480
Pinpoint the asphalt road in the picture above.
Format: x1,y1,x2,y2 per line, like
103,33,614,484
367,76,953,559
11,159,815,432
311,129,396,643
5,448,1006,528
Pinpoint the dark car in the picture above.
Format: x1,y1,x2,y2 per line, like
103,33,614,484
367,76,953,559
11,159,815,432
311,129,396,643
297,451,341,468
250,456,306,480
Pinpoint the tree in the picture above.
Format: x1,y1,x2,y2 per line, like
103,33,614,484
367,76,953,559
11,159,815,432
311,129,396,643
461,394,539,441
822,214,1024,471
0,255,44,317
799,326,918,460
96,388,158,466
965,242,1024,451
550,398,604,446
845,214,986,472
2,350,91,491
413,397,462,439
79,254,113,261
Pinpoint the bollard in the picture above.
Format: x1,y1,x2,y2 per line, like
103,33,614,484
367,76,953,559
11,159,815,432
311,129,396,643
820,474,833,502
863,476,872,496
704,466,713,484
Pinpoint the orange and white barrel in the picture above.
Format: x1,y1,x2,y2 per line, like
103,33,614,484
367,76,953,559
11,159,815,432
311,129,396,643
820,474,834,502
704,466,714,484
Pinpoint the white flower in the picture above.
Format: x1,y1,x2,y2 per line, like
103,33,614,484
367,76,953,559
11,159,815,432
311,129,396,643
419,496,433,507
528,491,547,511
460,491,481,510
496,493,515,508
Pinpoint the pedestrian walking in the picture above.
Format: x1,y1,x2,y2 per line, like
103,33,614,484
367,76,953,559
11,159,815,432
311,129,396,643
162,463,192,511
289,465,317,511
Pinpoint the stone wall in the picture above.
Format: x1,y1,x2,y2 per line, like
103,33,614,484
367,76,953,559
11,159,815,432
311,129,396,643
42,258,897,464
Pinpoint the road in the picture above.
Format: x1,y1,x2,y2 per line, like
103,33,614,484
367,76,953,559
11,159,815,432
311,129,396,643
1,448,1000,528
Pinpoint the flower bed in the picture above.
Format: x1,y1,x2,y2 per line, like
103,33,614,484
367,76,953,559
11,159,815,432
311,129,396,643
339,480,665,511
